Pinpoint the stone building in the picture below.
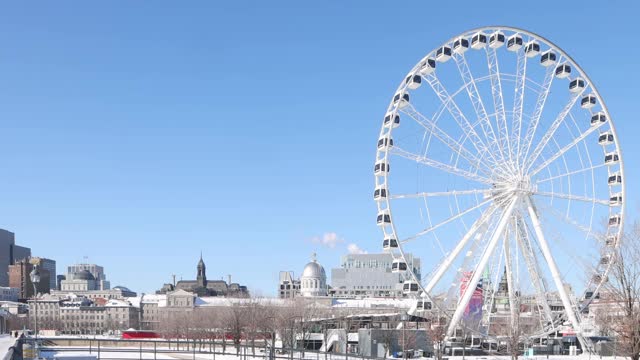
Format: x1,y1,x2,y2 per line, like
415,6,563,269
300,254,328,297
28,295,139,335
158,255,248,297
66,263,110,290
51,286,136,300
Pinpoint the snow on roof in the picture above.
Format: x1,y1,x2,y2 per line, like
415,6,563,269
195,297,288,307
126,294,167,308
105,299,132,307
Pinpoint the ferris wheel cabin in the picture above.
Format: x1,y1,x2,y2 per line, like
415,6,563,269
598,132,614,145
374,161,390,176
393,92,410,109
506,34,523,51
569,77,586,93
555,64,571,78
524,41,540,57
600,253,613,265
391,259,408,273
540,50,557,66
608,214,621,227
591,112,607,126
373,186,387,201
419,58,436,75
471,32,487,49
608,172,622,185
382,237,398,250
453,37,469,54
581,94,597,109
416,300,432,310
604,151,619,165
605,235,618,247
489,31,505,48
384,113,400,128
436,46,452,62
403,281,420,294
377,210,391,226
377,135,394,151
610,193,623,206
405,74,422,90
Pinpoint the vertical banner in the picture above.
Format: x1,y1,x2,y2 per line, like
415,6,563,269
460,271,483,325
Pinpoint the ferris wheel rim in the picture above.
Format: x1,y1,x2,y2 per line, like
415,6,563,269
374,26,626,339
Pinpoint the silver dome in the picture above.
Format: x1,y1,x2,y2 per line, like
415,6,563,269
73,270,95,281
301,261,326,279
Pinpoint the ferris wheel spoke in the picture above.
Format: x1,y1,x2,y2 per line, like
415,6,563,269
534,163,606,184
525,88,586,173
446,196,519,337
533,191,609,206
524,196,584,334
515,214,554,324
529,120,605,177
422,73,506,172
402,105,493,176
512,48,528,167
390,146,493,185
400,197,493,245
536,202,599,241
452,53,503,164
390,188,490,200
423,205,499,294
486,47,513,169
520,62,557,167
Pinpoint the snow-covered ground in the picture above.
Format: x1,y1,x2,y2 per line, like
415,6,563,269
0,335,18,360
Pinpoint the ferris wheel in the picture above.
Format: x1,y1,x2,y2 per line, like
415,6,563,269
373,26,625,342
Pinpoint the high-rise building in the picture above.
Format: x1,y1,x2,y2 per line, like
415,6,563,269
8,258,51,299
0,229,31,287
30,257,57,290
67,263,110,290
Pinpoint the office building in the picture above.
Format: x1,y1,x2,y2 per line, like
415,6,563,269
331,253,421,298
30,257,57,291
0,229,31,287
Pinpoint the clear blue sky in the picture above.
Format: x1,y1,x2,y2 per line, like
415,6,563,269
0,1,637,296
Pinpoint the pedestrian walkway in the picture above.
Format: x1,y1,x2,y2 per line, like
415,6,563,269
0,334,18,360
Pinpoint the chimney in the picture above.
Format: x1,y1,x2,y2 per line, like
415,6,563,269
228,274,232,284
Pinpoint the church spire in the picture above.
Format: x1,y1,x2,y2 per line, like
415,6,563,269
197,253,207,287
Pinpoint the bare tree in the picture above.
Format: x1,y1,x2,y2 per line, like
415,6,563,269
225,302,247,355
426,315,447,360
600,221,640,360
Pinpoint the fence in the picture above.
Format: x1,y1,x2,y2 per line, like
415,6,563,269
19,337,386,360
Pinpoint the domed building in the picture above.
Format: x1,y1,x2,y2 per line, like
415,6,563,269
60,269,98,291
300,254,327,297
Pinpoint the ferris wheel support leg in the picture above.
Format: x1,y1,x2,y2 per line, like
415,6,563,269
524,197,583,336
515,215,554,325
446,197,519,337
503,226,519,332
424,206,496,294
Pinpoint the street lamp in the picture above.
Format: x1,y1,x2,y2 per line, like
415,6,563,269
400,312,409,360
30,265,41,359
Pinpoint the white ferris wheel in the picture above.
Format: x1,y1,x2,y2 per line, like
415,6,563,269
373,26,625,342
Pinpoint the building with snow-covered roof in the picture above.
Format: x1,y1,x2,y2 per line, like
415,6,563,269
158,254,249,297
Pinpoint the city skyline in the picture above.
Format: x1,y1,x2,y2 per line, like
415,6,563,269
0,1,638,296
